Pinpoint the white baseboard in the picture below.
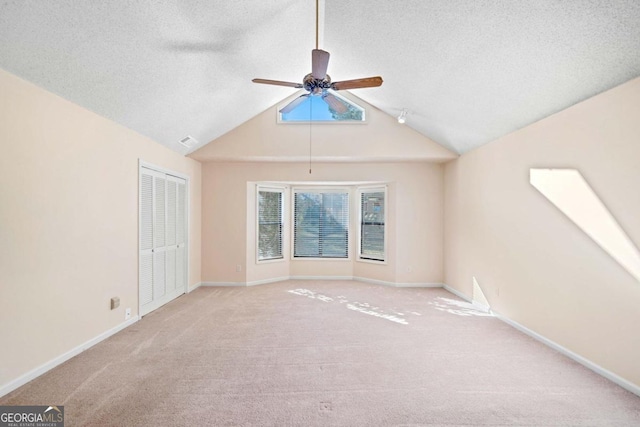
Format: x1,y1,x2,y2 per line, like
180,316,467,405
443,283,640,396
494,312,640,397
246,277,290,286
442,284,471,301
289,275,354,281
395,283,443,288
0,316,139,398
354,277,442,288
442,284,491,312
200,278,289,287
200,281,246,287
200,277,445,288
201,277,352,287
188,282,202,293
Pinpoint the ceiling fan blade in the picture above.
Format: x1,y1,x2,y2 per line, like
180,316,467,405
322,93,349,114
331,76,383,90
252,78,303,88
279,94,310,114
312,49,330,79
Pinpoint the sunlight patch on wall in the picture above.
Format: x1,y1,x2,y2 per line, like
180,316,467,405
472,276,490,310
530,168,640,283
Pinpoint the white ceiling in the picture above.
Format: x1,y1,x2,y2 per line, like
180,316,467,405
1,1,639,155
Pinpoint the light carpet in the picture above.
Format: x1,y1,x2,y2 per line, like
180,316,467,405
2,280,640,426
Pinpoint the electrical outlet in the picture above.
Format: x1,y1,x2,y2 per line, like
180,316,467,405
236,264,242,272
125,308,131,320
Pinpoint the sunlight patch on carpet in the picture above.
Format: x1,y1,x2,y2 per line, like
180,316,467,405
429,297,493,317
287,288,419,325
345,303,408,325
288,288,334,302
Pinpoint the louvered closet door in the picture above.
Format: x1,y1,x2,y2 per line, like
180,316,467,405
139,171,154,307
165,178,177,294
153,174,167,300
175,178,187,292
140,166,188,317
165,175,187,294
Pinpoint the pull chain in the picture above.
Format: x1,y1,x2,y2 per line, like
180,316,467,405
310,0,319,174
309,94,313,174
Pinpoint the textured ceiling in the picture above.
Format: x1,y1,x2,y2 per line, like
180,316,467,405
1,1,639,155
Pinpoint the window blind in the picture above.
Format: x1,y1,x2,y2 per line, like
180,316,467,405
258,190,283,260
294,191,349,258
360,190,385,261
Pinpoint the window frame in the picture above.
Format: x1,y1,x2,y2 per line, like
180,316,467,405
291,187,351,261
256,185,285,263
357,185,387,264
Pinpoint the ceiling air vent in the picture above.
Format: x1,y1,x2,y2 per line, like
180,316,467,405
178,135,198,148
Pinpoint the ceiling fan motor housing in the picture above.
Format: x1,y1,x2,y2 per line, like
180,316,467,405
303,73,332,95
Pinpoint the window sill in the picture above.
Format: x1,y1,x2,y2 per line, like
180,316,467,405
356,257,387,265
257,257,286,265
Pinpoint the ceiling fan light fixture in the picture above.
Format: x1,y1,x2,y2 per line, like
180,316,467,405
398,109,408,124
251,0,382,114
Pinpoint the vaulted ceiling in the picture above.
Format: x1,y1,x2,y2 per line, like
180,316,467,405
1,1,639,156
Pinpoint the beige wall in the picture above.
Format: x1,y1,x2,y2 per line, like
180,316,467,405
190,91,457,163
0,69,202,390
201,162,444,285
444,77,640,386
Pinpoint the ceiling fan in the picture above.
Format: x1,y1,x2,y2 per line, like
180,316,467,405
252,0,383,115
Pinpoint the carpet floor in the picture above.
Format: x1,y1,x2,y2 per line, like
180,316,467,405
2,280,640,426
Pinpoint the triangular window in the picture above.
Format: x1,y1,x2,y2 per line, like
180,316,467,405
278,91,365,123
